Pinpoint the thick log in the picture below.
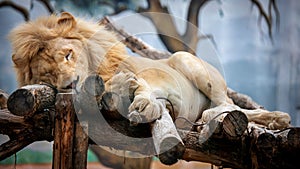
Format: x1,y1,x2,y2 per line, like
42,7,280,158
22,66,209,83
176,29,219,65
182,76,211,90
52,93,76,169
151,110,185,165
79,75,185,165
222,110,248,137
197,110,248,141
0,108,53,161
88,118,155,155
1,102,300,169
7,84,57,117
249,124,300,169
73,120,89,169
76,75,104,119
179,129,248,168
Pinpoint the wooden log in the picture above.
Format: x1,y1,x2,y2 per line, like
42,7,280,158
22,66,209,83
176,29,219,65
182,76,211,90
77,75,247,165
151,110,185,165
0,89,9,109
52,93,76,169
222,110,248,137
197,110,248,142
82,74,105,97
73,120,89,169
179,129,248,168
80,74,186,165
0,108,53,161
249,125,300,169
76,75,104,118
101,92,125,119
88,118,155,155
1,104,300,169
7,84,57,117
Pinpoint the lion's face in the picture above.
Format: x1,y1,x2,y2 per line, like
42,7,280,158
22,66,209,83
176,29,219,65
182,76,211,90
29,37,87,89
9,12,127,90
9,13,92,90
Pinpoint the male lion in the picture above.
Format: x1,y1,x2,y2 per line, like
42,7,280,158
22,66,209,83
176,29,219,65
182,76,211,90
9,12,290,130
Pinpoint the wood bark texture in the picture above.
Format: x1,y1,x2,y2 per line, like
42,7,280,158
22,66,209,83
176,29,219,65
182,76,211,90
7,84,57,117
53,93,76,169
0,86,299,168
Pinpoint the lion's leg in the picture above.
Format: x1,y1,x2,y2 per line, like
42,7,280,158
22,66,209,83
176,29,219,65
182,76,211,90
198,103,291,130
106,71,168,124
168,52,290,130
127,78,168,124
240,109,291,130
167,51,233,106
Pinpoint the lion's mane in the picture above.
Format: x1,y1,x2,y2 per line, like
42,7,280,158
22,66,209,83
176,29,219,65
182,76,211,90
9,12,127,87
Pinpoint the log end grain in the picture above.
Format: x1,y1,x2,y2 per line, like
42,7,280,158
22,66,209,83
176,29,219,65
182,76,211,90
158,137,185,165
82,74,105,97
7,89,34,116
223,110,248,137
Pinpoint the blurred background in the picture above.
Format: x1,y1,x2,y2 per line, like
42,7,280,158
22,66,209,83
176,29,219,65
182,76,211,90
0,0,299,168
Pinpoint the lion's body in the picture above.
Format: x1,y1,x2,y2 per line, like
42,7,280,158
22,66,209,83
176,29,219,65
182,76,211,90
9,12,290,130
115,56,210,127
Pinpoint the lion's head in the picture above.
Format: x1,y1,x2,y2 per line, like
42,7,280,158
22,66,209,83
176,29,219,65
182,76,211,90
9,12,127,89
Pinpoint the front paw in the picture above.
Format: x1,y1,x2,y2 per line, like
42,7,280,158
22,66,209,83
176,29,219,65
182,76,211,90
268,111,291,130
128,95,164,125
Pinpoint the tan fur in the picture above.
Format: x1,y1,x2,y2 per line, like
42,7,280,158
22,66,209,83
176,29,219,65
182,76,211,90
9,12,290,130
9,12,126,88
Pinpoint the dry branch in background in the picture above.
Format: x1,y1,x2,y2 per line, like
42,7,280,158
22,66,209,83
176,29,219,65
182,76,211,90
0,0,30,21
137,0,210,54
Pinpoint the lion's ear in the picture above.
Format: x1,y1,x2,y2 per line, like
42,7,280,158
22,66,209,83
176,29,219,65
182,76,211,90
57,12,76,31
12,54,20,66
12,53,28,68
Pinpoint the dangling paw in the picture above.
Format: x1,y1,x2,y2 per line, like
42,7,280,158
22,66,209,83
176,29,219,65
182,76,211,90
128,94,164,125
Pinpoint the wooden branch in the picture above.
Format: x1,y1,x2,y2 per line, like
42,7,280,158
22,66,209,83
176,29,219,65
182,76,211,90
36,0,55,14
100,16,171,59
78,75,184,165
227,88,264,110
0,108,53,161
137,0,209,54
138,0,194,53
0,0,30,21
250,0,280,41
7,84,57,118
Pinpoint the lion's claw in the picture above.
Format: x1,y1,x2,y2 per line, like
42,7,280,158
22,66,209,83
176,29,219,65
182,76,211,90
128,110,142,126
128,94,164,124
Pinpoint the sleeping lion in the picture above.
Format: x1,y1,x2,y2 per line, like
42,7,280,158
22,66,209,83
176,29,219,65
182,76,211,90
9,12,290,130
